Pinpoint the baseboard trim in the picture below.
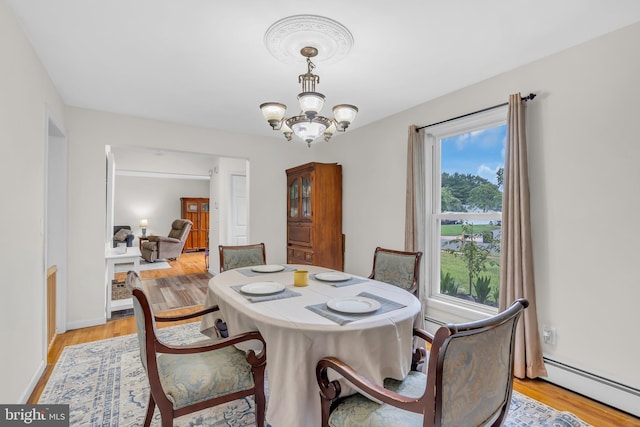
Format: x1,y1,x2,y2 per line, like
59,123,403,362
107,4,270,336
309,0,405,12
543,357,640,418
20,360,45,403
66,316,106,331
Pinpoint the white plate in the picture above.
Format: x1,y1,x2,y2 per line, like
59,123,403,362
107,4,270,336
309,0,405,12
240,282,285,295
326,297,381,314
315,272,351,282
251,264,285,273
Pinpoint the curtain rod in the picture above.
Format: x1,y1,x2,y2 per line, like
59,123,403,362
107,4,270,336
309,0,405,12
416,93,536,131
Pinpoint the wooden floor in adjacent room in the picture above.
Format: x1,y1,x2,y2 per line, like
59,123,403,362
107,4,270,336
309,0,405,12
29,251,640,426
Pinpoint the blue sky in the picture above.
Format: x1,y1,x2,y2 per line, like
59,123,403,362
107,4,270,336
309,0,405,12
441,124,506,185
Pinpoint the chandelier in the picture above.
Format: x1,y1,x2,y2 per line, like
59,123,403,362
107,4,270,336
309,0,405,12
259,46,358,147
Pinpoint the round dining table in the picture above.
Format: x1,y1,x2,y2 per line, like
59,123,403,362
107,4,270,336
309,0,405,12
200,264,422,427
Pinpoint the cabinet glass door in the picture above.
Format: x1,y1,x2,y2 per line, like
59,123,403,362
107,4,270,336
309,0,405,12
289,179,299,218
301,176,311,218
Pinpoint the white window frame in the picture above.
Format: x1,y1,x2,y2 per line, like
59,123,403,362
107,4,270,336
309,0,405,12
424,105,507,323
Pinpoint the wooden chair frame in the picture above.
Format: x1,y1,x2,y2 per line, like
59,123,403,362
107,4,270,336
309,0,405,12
317,298,529,427
368,246,423,296
127,273,267,427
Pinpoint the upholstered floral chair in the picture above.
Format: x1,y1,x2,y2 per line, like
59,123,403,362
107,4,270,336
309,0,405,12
125,271,267,427
368,247,423,297
215,243,267,338
218,243,266,272
316,298,529,427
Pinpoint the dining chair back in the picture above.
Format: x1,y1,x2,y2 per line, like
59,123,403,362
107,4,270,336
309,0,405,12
125,271,267,427
369,246,423,296
219,242,266,272
317,298,529,427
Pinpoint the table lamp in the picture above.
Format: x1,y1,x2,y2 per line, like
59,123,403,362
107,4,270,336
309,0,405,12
139,219,148,237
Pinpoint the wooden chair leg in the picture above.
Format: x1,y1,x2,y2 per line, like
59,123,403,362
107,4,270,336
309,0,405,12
320,396,332,427
143,394,155,427
253,364,266,427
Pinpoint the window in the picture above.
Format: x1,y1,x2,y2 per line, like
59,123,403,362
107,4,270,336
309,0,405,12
425,106,507,318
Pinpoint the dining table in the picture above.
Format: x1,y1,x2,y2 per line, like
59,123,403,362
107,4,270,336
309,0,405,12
200,264,423,427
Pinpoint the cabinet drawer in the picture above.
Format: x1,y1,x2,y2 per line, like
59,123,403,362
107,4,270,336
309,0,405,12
288,247,313,264
288,224,312,247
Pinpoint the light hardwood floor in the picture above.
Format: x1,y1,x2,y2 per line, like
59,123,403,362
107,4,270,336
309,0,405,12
30,251,640,426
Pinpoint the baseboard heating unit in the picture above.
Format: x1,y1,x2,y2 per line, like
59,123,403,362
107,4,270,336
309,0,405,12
543,357,640,418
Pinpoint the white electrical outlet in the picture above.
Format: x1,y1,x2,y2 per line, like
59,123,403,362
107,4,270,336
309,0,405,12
542,326,556,345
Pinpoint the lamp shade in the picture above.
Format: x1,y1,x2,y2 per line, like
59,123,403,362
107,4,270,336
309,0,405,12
298,92,325,115
333,104,359,129
291,120,327,144
260,103,287,128
139,219,148,228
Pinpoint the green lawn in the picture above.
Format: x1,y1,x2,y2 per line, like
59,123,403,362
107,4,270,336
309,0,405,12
440,251,500,304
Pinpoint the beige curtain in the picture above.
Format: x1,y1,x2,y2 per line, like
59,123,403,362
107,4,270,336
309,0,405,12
500,93,547,379
405,125,426,300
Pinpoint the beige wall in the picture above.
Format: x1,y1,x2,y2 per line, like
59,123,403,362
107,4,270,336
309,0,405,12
0,0,65,402
113,175,211,247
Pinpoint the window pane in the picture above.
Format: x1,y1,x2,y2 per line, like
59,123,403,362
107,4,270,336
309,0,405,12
439,219,501,307
441,124,506,213
436,123,505,309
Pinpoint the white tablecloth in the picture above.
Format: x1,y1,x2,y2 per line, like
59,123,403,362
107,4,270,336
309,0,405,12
200,264,422,427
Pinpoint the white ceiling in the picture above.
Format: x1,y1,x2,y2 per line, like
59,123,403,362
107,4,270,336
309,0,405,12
9,1,640,141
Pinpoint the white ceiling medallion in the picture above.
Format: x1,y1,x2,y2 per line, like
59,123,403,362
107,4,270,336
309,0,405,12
264,15,354,65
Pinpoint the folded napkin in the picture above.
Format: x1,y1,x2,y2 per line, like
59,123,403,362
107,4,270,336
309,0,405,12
237,265,297,277
305,291,407,325
231,284,301,303
311,274,368,287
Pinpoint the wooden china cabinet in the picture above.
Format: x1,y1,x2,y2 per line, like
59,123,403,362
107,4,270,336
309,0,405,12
286,162,343,271
180,197,209,251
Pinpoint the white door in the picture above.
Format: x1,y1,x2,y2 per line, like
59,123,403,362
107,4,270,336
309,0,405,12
229,174,247,244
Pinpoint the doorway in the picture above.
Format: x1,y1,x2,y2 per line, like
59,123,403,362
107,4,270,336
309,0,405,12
229,173,247,245
45,110,68,342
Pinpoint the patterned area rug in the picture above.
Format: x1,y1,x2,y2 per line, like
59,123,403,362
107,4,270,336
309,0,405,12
39,323,592,427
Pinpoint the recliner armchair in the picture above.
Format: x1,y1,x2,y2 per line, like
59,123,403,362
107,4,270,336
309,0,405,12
141,219,192,262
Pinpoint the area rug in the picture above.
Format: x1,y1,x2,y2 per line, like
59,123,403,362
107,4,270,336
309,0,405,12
114,259,171,273
39,322,592,427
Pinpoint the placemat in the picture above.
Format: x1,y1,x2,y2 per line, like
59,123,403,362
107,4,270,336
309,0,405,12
305,291,407,325
311,274,368,287
237,265,297,277
231,284,301,303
